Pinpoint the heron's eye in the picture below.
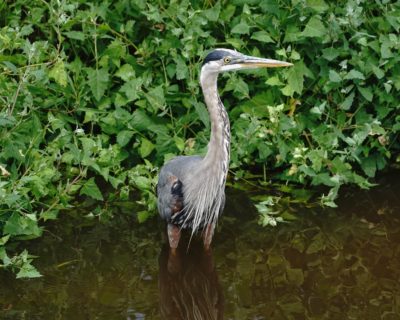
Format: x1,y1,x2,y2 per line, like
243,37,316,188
223,57,231,64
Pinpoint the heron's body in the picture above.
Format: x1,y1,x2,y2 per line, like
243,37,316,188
157,155,203,227
157,49,291,251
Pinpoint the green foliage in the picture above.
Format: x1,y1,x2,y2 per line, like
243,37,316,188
0,0,399,277
255,197,286,227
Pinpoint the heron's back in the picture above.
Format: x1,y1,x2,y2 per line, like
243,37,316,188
159,155,203,181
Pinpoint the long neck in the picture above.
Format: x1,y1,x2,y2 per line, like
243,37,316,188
180,70,230,233
200,71,231,185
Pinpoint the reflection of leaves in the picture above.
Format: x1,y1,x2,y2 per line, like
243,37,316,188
277,295,304,316
306,233,325,254
255,197,284,227
286,268,304,286
254,193,302,227
221,178,400,319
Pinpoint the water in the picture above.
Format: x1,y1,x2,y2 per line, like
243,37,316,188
1,173,400,319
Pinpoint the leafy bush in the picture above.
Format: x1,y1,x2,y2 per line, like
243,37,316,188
0,0,399,276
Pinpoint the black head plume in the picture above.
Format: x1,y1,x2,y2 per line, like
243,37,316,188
202,50,232,66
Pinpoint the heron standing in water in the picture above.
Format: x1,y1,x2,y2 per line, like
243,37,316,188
157,49,292,252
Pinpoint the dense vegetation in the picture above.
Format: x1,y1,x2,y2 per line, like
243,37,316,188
0,0,399,277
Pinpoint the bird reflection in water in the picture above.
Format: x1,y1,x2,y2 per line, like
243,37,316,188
158,240,224,320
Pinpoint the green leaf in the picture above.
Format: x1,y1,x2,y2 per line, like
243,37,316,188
302,16,327,38
281,85,293,97
117,130,134,147
361,157,376,177
266,76,284,86
2,61,17,73
306,0,329,13
19,25,34,37
384,82,392,93
137,210,150,223
344,69,365,80
310,101,326,116
120,78,143,101
312,173,338,187
386,11,400,32
276,48,287,58
145,85,165,111
174,136,185,151
139,138,155,158
130,109,168,135
231,22,250,34
0,235,10,246
64,31,85,41
380,36,393,59
220,4,235,21
80,177,104,201
322,47,340,61
87,68,109,101
0,247,11,267
16,262,42,279
175,56,189,80
40,210,58,222
0,113,16,128
283,25,302,43
372,65,385,79
290,50,301,60
193,101,210,128
226,76,249,97
49,59,68,87
134,176,151,190
340,91,355,110
203,2,220,21
358,86,373,102
329,70,342,83
251,31,274,43
4,213,42,237
115,64,135,81
226,37,245,49
283,61,306,95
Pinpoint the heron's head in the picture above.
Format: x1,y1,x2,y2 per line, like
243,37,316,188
201,48,292,75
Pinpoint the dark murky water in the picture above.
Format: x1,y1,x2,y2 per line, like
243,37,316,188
1,172,400,319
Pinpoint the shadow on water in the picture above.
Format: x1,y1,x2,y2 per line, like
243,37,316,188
1,171,400,319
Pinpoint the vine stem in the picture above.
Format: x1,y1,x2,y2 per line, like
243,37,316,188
8,63,29,116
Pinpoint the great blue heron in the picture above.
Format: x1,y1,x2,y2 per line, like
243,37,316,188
157,49,292,252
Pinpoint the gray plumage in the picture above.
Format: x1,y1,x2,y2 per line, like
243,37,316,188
157,48,292,249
